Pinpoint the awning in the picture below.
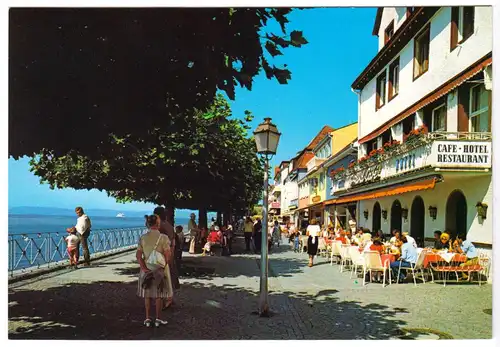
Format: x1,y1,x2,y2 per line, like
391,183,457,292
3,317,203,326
359,54,492,144
334,177,438,205
324,198,337,206
308,202,324,209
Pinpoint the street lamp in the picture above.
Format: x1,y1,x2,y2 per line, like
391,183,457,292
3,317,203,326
253,117,281,317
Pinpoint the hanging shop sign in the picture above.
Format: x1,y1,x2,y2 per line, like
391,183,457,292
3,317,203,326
312,195,322,203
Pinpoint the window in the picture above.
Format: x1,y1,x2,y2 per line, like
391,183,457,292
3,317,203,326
376,71,387,110
469,84,489,132
432,104,446,131
384,21,394,44
451,7,474,50
388,57,400,100
319,173,325,190
413,26,430,79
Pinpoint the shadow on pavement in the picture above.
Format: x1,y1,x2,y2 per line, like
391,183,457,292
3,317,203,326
8,276,408,340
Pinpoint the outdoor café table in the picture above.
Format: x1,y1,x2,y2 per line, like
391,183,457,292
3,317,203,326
423,252,467,268
381,253,396,266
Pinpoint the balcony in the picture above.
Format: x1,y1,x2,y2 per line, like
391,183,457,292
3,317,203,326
332,131,492,192
306,157,326,173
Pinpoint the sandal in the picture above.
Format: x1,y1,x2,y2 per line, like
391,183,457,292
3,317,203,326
144,318,152,327
155,319,168,327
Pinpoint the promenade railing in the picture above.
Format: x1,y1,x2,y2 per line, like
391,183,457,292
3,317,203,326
8,227,146,277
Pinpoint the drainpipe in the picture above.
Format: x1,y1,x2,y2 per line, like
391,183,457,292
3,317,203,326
351,87,362,225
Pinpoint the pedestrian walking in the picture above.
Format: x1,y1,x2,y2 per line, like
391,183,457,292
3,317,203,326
306,219,321,267
174,225,184,272
243,217,253,252
253,218,263,254
188,213,200,254
153,206,179,310
66,206,92,266
136,214,170,327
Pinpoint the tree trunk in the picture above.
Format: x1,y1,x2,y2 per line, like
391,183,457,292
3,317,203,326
216,211,222,227
165,199,175,226
199,207,208,229
223,210,229,227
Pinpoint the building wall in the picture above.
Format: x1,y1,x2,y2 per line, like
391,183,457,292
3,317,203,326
358,174,492,245
378,7,407,50
331,123,358,154
360,6,493,139
325,155,356,200
298,179,309,209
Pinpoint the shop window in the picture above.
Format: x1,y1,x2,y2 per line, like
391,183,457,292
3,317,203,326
432,104,446,132
451,7,474,51
414,26,430,80
469,84,489,132
376,71,387,110
388,57,400,100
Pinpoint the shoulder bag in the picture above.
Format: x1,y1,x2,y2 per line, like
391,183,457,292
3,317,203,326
146,235,166,268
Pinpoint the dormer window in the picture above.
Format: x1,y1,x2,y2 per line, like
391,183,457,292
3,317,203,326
384,21,394,44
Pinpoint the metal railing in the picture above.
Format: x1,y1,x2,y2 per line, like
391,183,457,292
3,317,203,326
8,227,146,277
428,131,492,140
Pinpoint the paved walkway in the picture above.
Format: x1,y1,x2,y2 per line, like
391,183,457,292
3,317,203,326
8,236,492,339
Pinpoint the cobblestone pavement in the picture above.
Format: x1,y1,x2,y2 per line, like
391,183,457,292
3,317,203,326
8,236,492,339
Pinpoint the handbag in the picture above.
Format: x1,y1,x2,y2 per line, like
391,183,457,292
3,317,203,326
146,235,166,268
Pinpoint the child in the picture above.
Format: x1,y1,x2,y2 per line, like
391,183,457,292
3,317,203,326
65,231,80,268
294,229,300,253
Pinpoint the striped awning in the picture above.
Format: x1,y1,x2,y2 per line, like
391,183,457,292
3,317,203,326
333,177,438,205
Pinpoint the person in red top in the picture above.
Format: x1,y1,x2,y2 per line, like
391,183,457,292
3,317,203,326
335,231,350,245
369,237,385,254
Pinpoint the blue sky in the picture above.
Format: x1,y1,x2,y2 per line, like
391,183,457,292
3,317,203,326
8,7,378,212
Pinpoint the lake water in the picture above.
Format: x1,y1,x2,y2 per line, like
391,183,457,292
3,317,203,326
8,214,191,235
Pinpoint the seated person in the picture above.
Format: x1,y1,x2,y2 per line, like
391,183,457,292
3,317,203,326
432,230,442,249
369,237,385,255
452,233,479,281
202,227,221,256
390,235,418,282
351,228,364,246
375,230,386,243
402,231,417,249
359,232,373,252
335,231,349,245
389,229,402,246
434,232,452,252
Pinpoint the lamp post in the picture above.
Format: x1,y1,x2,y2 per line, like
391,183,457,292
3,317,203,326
253,117,281,317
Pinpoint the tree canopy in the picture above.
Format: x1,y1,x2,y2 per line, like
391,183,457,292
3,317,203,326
29,95,265,218
10,8,308,158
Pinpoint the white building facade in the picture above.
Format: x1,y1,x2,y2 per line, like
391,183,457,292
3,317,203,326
336,7,492,267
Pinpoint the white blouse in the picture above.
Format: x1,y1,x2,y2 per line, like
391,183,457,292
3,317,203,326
306,225,321,237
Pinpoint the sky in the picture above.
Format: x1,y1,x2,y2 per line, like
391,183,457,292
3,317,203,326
8,7,379,212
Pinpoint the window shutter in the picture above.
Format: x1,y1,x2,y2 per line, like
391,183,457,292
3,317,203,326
457,85,470,132
462,7,475,41
450,7,459,50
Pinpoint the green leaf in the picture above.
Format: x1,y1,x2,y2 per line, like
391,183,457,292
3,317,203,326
290,30,308,47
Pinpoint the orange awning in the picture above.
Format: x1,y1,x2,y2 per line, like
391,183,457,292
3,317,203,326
334,177,437,205
324,198,337,206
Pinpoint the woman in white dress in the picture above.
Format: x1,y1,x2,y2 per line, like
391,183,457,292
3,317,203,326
306,219,321,267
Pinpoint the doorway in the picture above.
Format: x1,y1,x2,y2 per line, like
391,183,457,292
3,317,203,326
410,196,425,246
372,202,381,233
446,190,468,238
390,200,402,232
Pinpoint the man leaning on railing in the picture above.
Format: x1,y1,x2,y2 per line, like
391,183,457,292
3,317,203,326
66,206,92,267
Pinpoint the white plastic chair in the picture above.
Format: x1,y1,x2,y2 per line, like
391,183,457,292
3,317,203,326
330,241,342,265
318,237,328,257
349,246,365,279
363,251,391,287
339,244,352,273
397,249,428,286
300,236,308,254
